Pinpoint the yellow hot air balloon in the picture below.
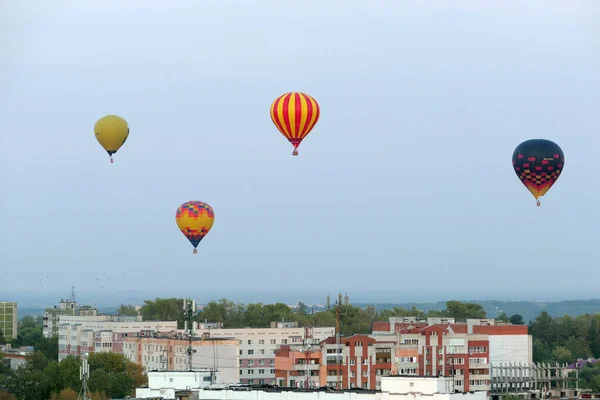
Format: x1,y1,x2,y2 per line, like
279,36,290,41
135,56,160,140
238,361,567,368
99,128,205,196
94,115,129,163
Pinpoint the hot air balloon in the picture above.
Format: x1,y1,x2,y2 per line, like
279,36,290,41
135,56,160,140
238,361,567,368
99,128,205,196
94,115,129,163
512,139,565,206
175,201,215,254
270,92,320,156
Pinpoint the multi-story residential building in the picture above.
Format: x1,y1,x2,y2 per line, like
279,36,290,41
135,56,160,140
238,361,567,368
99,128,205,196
371,316,531,393
274,317,531,392
0,302,18,342
43,300,77,338
58,315,177,361
274,346,322,388
275,334,395,390
42,299,102,338
196,322,335,385
122,332,239,383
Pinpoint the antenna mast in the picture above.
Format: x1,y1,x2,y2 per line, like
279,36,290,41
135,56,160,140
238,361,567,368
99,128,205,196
303,326,314,389
183,299,197,371
336,292,343,390
78,352,91,400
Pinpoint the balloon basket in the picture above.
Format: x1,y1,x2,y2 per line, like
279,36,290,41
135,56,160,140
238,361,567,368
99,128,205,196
110,158,114,164
292,150,298,156
193,249,198,254
536,200,541,207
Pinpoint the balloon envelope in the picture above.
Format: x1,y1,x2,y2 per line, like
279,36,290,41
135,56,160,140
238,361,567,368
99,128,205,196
175,201,215,252
94,115,129,160
270,92,320,155
512,139,565,201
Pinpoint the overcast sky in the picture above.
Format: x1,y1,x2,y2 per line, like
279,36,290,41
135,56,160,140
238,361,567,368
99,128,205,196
1,0,599,306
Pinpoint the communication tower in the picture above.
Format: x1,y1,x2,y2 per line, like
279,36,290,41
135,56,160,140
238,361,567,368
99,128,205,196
183,298,197,371
78,352,91,400
303,326,315,388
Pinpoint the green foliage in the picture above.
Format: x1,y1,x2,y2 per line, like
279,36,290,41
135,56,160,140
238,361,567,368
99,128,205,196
140,298,187,328
192,299,489,335
0,351,145,399
529,312,600,363
579,362,600,392
116,304,139,316
509,314,524,325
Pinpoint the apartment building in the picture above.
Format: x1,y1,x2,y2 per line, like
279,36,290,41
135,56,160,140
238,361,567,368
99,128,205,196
275,334,395,390
274,346,322,388
371,316,532,393
58,315,177,361
122,332,239,383
196,321,335,385
0,302,17,342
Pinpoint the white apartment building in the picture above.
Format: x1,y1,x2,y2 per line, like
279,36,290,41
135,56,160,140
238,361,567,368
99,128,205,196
196,322,335,385
122,334,240,384
58,315,177,361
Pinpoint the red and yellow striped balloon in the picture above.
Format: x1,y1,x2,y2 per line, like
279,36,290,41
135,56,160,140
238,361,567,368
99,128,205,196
270,92,320,156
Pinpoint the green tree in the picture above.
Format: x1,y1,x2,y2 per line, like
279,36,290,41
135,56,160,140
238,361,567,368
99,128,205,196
444,301,486,320
551,346,573,364
509,314,524,325
579,363,600,392
495,312,509,322
140,298,187,328
117,304,139,316
0,329,5,345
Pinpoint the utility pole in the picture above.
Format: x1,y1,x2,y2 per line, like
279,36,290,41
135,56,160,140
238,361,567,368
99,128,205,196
183,299,197,371
335,292,344,390
78,352,91,400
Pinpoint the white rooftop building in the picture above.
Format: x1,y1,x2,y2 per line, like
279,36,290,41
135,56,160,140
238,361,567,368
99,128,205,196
173,376,485,400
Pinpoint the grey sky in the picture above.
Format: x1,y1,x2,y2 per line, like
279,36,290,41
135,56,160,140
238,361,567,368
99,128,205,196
1,0,599,306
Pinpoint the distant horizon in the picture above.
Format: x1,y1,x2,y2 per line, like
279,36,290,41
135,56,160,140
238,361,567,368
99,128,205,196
3,289,599,309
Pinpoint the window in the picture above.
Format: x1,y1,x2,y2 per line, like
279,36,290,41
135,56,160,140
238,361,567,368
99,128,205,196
438,360,444,365
248,369,254,374
260,350,265,355
270,339,276,344
248,350,254,355
240,370,243,375
350,359,355,365
438,348,443,354
239,350,242,355
282,339,288,344
259,339,264,344
259,369,265,374
249,360,254,366
259,360,264,365
248,340,252,345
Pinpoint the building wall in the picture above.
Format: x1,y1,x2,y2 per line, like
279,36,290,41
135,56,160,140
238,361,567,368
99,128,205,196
488,335,532,365
197,326,335,385
58,318,178,361
0,302,17,342
122,336,239,384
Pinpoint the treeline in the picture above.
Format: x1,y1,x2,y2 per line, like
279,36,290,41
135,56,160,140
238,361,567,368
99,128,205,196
125,298,500,336
0,352,145,400
0,316,57,360
0,316,145,400
529,311,600,362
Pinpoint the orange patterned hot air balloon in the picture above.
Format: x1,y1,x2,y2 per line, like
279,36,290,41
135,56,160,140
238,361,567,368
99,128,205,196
270,92,320,156
175,201,215,254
